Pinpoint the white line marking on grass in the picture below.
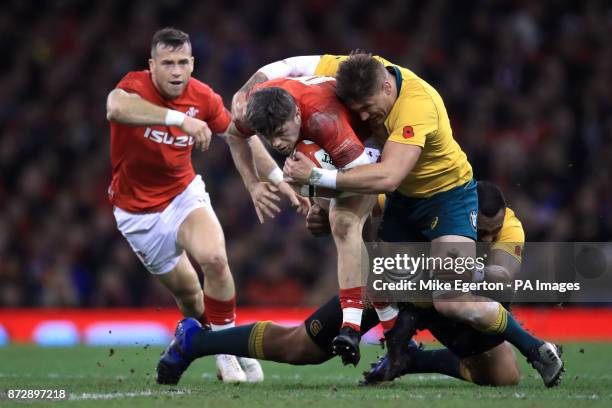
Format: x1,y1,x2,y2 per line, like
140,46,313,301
70,390,191,400
0,372,140,380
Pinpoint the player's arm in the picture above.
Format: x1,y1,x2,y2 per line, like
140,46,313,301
285,140,421,194
473,249,521,284
231,56,322,124
223,124,260,184
285,94,435,193
106,88,170,125
246,133,311,215
224,122,281,222
476,216,525,283
258,55,322,79
106,88,213,151
335,140,421,193
225,122,291,189
224,123,309,222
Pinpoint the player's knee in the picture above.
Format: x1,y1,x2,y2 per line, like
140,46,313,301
330,212,359,242
473,365,520,386
194,251,229,277
433,300,485,327
490,356,520,386
467,344,520,386
495,367,520,386
433,299,464,320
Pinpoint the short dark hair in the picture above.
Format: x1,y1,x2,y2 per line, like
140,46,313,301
477,180,506,217
336,52,385,103
151,27,190,56
246,87,296,136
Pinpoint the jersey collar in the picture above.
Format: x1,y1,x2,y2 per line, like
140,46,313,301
386,65,403,96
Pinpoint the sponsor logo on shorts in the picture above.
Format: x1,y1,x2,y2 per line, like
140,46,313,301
470,210,478,231
309,319,322,337
430,216,439,230
515,245,522,256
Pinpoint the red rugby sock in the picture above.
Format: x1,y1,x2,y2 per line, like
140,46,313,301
204,294,236,331
340,286,364,332
373,302,398,332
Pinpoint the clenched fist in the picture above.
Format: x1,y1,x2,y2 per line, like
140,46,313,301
181,116,212,152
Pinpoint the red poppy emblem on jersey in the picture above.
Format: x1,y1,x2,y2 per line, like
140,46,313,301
515,245,522,256
402,126,414,139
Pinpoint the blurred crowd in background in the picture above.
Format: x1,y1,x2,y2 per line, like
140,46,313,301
0,0,610,307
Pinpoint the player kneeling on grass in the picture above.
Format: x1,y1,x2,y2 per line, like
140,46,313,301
156,182,559,387
363,181,564,386
223,75,380,366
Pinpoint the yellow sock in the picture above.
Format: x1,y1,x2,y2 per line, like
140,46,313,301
248,321,271,359
484,304,508,334
459,362,473,383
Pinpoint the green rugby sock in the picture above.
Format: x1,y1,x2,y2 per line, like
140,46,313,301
190,321,270,359
485,304,543,356
407,348,466,381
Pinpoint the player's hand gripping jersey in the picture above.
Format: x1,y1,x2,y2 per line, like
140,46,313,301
241,76,372,169
109,70,230,213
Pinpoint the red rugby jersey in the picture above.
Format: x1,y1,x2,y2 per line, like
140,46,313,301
245,76,368,168
109,70,230,213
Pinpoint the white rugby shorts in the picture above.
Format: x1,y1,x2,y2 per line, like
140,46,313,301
113,175,214,275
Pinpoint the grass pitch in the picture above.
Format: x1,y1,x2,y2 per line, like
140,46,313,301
0,343,610,407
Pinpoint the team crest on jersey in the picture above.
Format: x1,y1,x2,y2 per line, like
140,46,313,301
470,210,478,231
186,107,199,118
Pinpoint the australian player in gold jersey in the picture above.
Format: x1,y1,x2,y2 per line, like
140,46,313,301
233,54,563,386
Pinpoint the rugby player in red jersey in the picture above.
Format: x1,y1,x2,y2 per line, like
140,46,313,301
243,76,377,365
106,27,300,383
224,75,381,366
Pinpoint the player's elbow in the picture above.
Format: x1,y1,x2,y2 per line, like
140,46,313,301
106,101,121,122
379,181,399,193
379,174,402,193
487,263,518,284
106,106,120,122
106,91,125,122
373,165,404,193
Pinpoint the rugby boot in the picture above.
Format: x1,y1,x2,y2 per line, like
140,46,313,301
527,342,564,387
362,339,421,384
332,326,361,366
156,318,201,385
238,357,264,383
381,304,419,381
